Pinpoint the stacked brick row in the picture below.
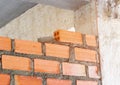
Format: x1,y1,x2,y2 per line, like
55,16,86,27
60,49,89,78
0,30,101,85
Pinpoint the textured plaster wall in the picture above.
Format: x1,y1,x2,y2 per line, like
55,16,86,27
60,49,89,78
74,0,120,85
0,4,74,41
98,0,120,85
98,18,120,85
75,0,98,35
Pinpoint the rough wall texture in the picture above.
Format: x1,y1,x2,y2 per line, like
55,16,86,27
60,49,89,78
75,0,98,35
98,18,120,85
0,4,74,41
98,0,120,85
98,0,120,19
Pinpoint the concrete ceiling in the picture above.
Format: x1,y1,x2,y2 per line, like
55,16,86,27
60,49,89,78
0,0,90,28
22,0,90,10
0,0,36,28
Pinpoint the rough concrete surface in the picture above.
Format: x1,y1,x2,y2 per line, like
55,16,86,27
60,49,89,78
75,0,98,35
98,18,120,85
0,4,74,41
98,0,120,85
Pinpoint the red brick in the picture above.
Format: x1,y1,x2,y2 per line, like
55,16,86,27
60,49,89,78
77,80,98,85
88,66,100,79
0,36,11,51
2,55,31,71
47,78,72,85
62,62,86,76
45,43,69,58
54,29,83,44
15,75,42,85
34,59,60,74
15,39,42,55
86,35,97,47
75,48,97,62
0,74,10,85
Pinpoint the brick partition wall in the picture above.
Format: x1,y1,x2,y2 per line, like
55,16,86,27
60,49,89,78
0,30,102,85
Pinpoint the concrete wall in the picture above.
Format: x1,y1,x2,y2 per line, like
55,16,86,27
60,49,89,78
75,0,98,35
98,18,120,85
0,4,74,41
98,0,120,85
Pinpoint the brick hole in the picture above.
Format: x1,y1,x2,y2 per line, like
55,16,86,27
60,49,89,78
56,31,59,35
57,37,60,40
55,37,60,41
54,32,57,36
54,32,59,37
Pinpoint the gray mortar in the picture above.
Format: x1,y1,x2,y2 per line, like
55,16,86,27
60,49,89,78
69,44,75,63
10,74,15,85
31,58,34,76
0,35,101,85
82,34,86,47
11,39,15,53
41,42,46,56
85,65,89,78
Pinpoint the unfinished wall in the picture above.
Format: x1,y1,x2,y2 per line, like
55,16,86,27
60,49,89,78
0,30,101,85
75,0,98,35
98,0,120,85
0,4,74,41
2,1,120,85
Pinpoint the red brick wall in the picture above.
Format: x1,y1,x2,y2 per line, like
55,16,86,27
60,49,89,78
0,30,101,85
